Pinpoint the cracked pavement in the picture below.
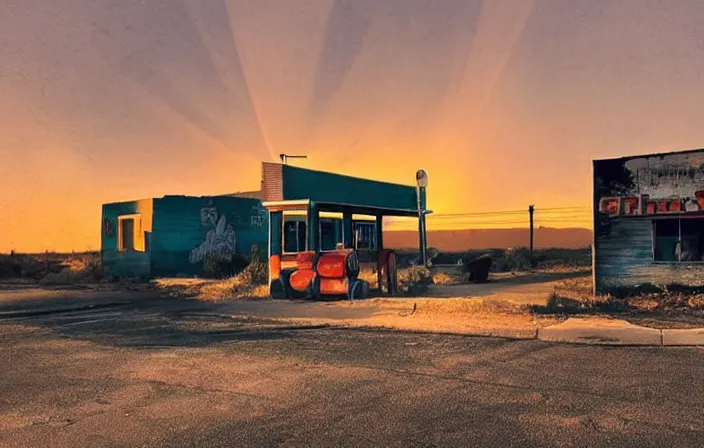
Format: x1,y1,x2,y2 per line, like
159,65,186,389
0,290,703,447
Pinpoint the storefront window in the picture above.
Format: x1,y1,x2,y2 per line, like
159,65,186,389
283,217,306,253
355,222,377,251
319,219,343,251
653,218,704,262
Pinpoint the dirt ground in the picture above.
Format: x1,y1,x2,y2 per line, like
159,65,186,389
1,290,703,447
3,268,704,335
142,270,586,338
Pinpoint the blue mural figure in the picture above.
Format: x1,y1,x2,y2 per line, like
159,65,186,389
189,205,236,264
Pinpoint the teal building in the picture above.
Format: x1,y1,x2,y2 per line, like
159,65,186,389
101,162,419,279
101,194,267,278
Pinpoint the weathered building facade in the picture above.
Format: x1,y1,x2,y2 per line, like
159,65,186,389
101,162,414,278
593,149,704,293
101,195,268,278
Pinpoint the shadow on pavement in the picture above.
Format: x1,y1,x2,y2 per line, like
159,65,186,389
430,270,590,298
0,287,331,348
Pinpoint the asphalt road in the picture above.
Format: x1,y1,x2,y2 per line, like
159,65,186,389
1,290,703,447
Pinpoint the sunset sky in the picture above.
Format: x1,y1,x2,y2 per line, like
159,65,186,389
3,0,704,252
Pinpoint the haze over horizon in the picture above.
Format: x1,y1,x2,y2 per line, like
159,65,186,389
3,0,704,252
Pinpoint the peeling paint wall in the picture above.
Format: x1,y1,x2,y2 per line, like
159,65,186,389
594,149,704,292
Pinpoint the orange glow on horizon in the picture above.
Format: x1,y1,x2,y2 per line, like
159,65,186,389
2,1,704,252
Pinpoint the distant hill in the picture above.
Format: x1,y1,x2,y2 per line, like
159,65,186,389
384,227,592,251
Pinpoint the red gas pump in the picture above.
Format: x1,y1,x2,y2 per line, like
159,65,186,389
377,249,398,295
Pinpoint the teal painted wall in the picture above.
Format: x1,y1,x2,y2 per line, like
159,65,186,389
281,165,417,211
101,199,153,278
150,196,268,277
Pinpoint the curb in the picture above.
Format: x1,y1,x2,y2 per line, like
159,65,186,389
662,328,704,346
275,318,704,347
327,324,539,341
536,318,704,347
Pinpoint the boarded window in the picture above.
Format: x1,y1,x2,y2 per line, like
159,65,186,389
283,216,306,253
653,219,704,262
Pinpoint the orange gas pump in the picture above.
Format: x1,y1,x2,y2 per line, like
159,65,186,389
275,249,370,300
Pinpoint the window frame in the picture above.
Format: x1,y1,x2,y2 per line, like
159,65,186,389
652,217,704,264
117,214,144,252
318,217,343,253
282,212,308,255
354,221,377,251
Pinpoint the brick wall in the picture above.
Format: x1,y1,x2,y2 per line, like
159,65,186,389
262,162,283,202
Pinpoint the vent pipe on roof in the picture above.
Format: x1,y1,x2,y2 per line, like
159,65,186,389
279,154,308,165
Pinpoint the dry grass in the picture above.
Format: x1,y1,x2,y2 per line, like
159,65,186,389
0,252,104,285
688,296,704,308
1,252,100,280
431,271,455,286
196,277,269,301
538,276,704,315
38,253,103,285
155,260,269,301
357,264,379,289
404,297,530,316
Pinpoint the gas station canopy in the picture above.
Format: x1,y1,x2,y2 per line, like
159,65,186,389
261,162,420,212
260,163,426,299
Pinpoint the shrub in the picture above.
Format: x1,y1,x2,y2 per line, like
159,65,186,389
460,248,530,274
203,253,250,279
398,266,434,295
505,247,533,271
38,253,104,285
0,256,22,278
357,266,379,290
459,248,591,274
627,297,660,311
687,296,704,309
533,248,592,269
536,291,623,314
237,258,268,287
196,258,270,301
432,271,454,285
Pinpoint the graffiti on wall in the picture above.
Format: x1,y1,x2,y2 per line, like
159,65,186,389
250,203,266,227
189,203,236,264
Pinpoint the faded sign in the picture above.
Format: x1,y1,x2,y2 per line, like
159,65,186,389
595,151,704,217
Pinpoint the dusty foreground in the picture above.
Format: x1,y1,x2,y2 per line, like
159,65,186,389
1,289,703,447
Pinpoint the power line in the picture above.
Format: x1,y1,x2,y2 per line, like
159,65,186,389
428,206,590,219
430,210,527,218
536,207,591,212
428,214,590,222
535,209,592,214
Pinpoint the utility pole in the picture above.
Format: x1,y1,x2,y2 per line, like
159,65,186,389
529,205,535,255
